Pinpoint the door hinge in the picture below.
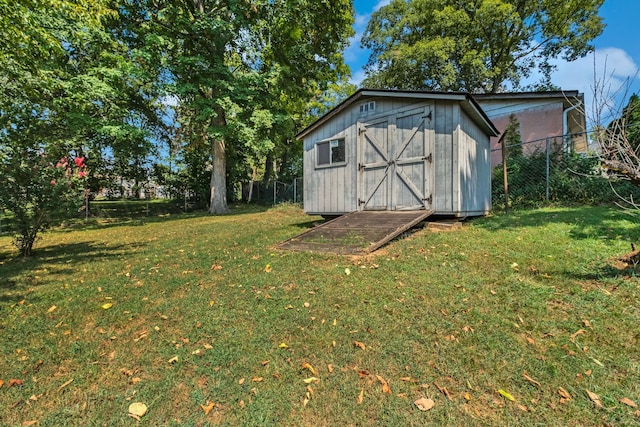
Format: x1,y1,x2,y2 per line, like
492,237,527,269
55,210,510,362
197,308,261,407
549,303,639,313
423,153,432,163
423,194,433,204
358,163,364,171
358,198,366,206
358,127,366,135
423,111,433,120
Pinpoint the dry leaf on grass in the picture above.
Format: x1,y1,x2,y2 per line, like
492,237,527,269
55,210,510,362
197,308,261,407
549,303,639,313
376,375,392,394
586,389,603,408
414,397,435,411
354,341,366,350
303,377,319,384
357,388,364,404
47,305,57,313
200,401,215,415
570,329,586,342
128,402,148,418
620,397,637,407
302,362,316,375
558,387,572,403
522,373,541,388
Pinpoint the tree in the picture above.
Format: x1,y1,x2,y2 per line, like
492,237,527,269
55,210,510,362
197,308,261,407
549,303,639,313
122,0,354,213
0,0,159,255
361,0,605,93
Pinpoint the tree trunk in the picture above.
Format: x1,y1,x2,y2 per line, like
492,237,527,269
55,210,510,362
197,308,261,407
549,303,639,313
209,136,229,214
264,153,274,182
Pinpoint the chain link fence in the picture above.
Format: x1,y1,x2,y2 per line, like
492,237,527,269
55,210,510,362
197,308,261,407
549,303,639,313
243,177,303,205
491,133,640,210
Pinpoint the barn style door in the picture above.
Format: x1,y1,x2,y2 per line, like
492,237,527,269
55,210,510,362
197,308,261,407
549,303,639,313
358,106,432,211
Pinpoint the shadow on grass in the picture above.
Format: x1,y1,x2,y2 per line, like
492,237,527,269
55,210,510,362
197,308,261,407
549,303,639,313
0,240,146,304
476,206,640,243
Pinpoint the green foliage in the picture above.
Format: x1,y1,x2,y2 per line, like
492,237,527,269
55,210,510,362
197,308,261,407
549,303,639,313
0,148,86,256
492,150,640,209
0,0,161,255
122,0,354,213
362,0,605,92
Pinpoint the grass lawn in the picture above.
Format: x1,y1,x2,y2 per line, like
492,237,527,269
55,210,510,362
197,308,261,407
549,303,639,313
1,204,639,426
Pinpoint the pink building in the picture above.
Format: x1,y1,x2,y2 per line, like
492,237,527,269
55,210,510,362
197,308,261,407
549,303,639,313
474,91,587,167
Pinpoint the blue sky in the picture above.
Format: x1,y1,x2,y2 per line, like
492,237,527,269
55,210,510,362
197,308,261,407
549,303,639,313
346,0,640,124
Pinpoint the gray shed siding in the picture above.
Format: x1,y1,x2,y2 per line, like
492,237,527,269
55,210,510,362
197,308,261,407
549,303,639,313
301,91,496,217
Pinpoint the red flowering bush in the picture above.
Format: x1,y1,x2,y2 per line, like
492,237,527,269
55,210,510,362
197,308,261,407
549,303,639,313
0,146,88,256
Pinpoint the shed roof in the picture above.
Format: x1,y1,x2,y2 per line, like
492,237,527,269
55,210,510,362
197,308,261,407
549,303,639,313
296,89,499,140
473,90,583,110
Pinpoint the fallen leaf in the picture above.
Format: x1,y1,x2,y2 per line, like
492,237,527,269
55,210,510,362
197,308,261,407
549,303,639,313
358,369,370,378
128,402,148,418
357,388,364,404
210,263,223,270
463,392,471,401
590,358,604,367
414,397,435,411
400,377,412,382
522,373,541,388
278,342,288,349
200,401,215,415
131,377,142,385
58,378,73,391
167,356,179,364
251,377,263,383
498,389,515,402
8,379,23,387
22,421,38,426
303,302,310,308
435,382,452,400
376,375,392,394
327,364,334,373
302,362,316,375
620,397,636,408
345,268,351,275
101,303,113,310
0,380,4,388
354,341,366,350
238,378,245,385
526,336,535,345
570,329,586,342
303,377,319,384
558,387,572,403
47,305,57,313
582,319,592,328
264,264,272,273
586,389,603,408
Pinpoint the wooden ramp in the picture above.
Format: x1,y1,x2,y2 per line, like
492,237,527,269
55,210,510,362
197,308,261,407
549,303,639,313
277,210,433,255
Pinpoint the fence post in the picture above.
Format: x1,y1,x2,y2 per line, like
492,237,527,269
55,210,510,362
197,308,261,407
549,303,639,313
273,182,276,205
293,178,297,203
500,133,509,214
545,138,550,201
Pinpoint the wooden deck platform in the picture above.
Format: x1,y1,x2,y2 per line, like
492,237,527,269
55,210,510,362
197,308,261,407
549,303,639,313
277,210,434,255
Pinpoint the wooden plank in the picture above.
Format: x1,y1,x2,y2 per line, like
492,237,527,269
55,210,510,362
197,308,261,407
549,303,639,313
277,210,433,254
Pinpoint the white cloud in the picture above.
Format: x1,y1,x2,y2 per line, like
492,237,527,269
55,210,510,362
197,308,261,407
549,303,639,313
545,47,640,124
373,0,391,12
350,69,367,86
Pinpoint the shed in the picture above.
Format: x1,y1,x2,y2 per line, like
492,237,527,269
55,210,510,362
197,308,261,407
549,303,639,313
297,89,499,218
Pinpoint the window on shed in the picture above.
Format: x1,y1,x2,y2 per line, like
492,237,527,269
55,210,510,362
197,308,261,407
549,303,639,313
316,138,346,166
359,101,376,114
